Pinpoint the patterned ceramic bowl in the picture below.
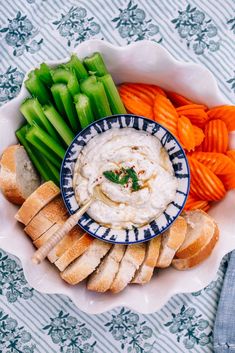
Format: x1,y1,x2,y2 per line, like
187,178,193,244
61,114,190,244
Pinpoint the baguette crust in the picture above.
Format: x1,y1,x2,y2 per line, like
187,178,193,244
87,245,126,292
0,145,39,205
132,236,161,284
55,233,94,271
172,224,219,270
110,243,146,293
24,196,68,241
61,239,111,285
15,181,60,224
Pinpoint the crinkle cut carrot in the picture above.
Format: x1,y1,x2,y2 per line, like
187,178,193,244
119,90,153,119
188,156,226,201
208,105,235,131
166,91,194,107
184,194,210,212
202,119,228,153
226,150,235,163
176,106,208,128
153,92,178,137
219,173,235,190
178,116,195,151
192,152,235,175
176,104,208,112
119,84,155,105
192,125,205,146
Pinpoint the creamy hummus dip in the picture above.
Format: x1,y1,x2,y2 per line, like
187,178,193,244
73,128,178,229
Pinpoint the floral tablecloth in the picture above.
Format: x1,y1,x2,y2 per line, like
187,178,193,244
0,0,234,352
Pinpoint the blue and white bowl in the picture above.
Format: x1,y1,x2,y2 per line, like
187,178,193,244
60,114,190,244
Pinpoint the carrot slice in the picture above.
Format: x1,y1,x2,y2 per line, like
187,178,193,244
193,125,205,147
202,119,228,153
166,91,194,107
178,116,195,151
184,194,210,212
153,93,178,136
208,105,235,131
176,106,208,128
219,173,235,190
227,150,235,163
119,85,153,105
192,152,235,175
188,156,226,201
177,104,208,112
119,90,153,119
146,84,166,97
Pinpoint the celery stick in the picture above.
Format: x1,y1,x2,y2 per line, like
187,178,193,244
80,75,97,89
83,52,108,76
81,80,111,118
74,94,94,129
65,54,88,80
41,156,60,185
52,68,80,96
98,74,126,115
25,126,61,168
43,104,75,146
51,83,79,132
35,63,53,86
20,98,60,142
16,124,54,182
25,71,51,105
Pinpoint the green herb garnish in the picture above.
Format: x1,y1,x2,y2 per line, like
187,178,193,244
103,168,140,191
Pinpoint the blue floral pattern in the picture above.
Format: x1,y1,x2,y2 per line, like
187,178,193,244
172,4,220,55
164,305,212,349
0,66,24,104
112,0,162,44
0,11,43,56
0,250,34,303
43,310,96,352
0,308,36,353
105,308,156,352
52,6,102,47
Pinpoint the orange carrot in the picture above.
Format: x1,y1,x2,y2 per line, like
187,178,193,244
176,106,208,128
153,93,178,137
208,105,235,131
202,119,228,153
177,104,208,112
192,152,235,175
119,90,153,119
178,116,195,151
193,125,205,147
166,91,194,107
188,156,226,201
184,194,210,212
219,173,235,190
227,150,235,164
119,85,153,105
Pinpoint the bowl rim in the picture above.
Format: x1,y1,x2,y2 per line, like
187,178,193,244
60,113,190,244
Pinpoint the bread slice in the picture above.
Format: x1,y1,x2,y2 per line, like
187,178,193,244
55,233,94,271
0,145,40,205
61,239,111,285
172,224,219,270
24,196,68,241
87,245,126,292
176,210,215,259
110,243,146,293
132,236,161,284
15,181,60,224
156,216,187,268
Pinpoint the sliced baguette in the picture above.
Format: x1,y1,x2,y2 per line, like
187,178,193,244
15,181,60,224
24,196,68,241
110,243,146,293
55,233,94,271
0,145,40,205
172,224,219,270
87,245,126,292
156,216,187,268
176,210,216,259
61,239,111,285
132,236,161,284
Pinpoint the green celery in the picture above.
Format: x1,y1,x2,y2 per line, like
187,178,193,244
16,124,60,184
52,68,80,96
74,94,94,129
51,83,79,132
80,79,112,118
83,52,108,76
65,54,88,80
20,98,60,142
25,71,51,105
25,126,61,168
43,104,75,146
98,74,126,114
35,63,53,86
